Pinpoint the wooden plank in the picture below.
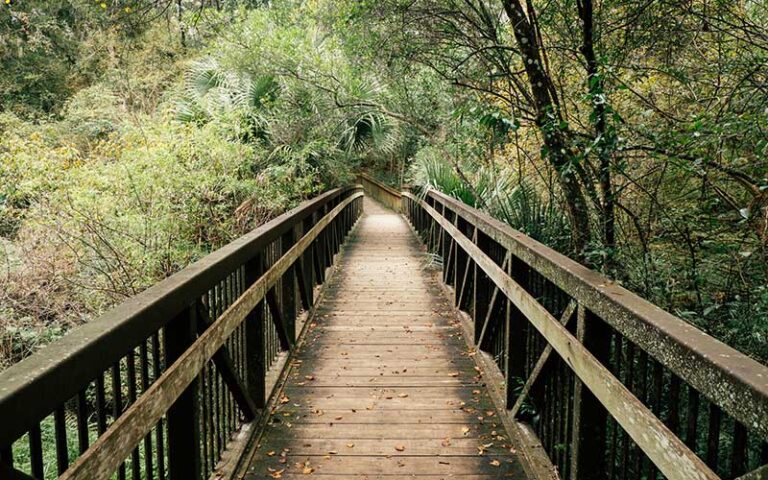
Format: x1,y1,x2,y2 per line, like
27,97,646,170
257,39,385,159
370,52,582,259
58,193,363,480
244,199,527,480
249,455,523,476
261,423,500,438
412,195,719,480
269,409,489,425
254,438,513,456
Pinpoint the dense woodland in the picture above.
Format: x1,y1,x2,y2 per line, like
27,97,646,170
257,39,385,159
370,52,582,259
1,0,766,371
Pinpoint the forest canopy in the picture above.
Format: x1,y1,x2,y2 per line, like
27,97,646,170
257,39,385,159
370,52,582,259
1,0,766,369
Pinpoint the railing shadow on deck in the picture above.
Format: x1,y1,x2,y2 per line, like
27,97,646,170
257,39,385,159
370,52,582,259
402,188,768,480
0,186,364,480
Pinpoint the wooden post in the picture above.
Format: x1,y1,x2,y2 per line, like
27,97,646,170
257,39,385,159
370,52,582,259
164,305,201,480
570,305,610,480
245,253,266,408
281,227,297,344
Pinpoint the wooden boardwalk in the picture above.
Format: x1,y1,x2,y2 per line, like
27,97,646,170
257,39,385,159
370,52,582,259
244,199,527,479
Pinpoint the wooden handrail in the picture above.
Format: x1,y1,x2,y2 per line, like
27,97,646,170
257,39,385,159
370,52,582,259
60,193,363,480
0,186,364,480
357,173,401,211
403,189,768,480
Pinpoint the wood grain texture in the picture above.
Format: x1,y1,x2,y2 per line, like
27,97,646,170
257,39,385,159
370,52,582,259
244,199,527,479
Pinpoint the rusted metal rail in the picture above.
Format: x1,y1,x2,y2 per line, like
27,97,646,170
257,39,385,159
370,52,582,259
403,189,768,480
0,186,363,480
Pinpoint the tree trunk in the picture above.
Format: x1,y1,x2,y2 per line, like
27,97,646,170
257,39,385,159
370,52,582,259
578,0,616,269
501,0,592,255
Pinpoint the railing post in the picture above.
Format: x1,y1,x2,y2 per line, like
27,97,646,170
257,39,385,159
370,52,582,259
299,217,315,309
164,304,202,480
245,253,266,408
313,210,326,284
506,256,529,409
442,207,455,287
473,231,492,346
281,227,297,344
570,305,610,480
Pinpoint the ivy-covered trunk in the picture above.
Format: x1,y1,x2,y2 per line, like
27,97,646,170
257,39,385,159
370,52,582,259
501,0,592,256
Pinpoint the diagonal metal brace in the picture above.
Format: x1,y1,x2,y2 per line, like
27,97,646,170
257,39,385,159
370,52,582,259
266,288,293,351
509,300,578,419
195,301,258,421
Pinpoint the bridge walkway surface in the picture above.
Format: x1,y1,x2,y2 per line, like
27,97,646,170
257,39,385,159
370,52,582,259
243,199,528,479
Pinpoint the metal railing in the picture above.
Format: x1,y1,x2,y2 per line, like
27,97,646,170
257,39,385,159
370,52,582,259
403,189,768,480
0,186,363,480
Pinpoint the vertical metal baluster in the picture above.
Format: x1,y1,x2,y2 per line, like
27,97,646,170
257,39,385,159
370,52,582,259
152,333,166,480
77,389,90,454
29,422,44,479
112,361,127,480
54,405,69,474
126,350,140,480
140,340,154,479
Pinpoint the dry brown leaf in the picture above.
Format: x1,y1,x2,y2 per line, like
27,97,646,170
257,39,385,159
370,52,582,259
268,468,285,478
490,459,501,467
394,445,406,452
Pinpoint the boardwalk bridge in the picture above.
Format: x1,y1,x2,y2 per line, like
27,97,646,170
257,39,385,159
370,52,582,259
1,176,767,480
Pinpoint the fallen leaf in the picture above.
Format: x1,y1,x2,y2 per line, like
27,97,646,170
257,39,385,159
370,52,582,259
461,427,470,436
490,459,501,467
279,396,290,404
268,468,285,478
346,443,355,448
395,445,406,452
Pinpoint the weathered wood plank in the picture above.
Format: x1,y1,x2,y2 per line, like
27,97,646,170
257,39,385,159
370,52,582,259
246,199,527,479
248,455,524,476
